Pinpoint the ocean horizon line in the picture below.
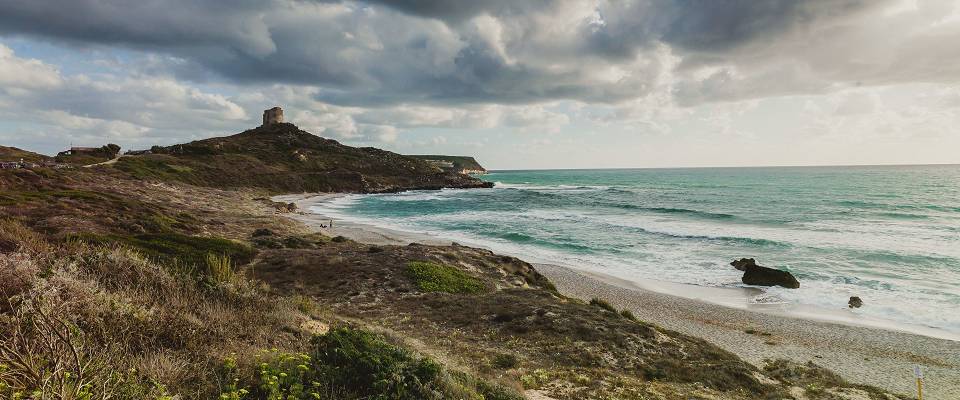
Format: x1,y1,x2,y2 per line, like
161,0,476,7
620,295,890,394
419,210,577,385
486,162,960,173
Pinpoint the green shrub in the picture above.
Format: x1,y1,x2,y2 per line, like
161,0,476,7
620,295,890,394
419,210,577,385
519,369,550,389
589,297,617,313
282,236,315,249
405,261,485,294
619,309,638,322
205,253,233,284
75,232,256,278
491,353,519,369
293,295,317,315
221,350,319,400
219,327,522,400
312,327,442,399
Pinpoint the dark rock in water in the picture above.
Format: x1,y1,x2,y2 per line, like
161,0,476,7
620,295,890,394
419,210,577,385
731,258,754,271
848,296,863,308
730,258,800,289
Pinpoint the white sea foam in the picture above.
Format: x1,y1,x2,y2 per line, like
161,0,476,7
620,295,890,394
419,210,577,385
306,165,960,333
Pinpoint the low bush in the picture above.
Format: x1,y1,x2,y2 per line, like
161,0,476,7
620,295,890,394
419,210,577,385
252,228,275,237
619,309,639,322
589,297,617,313
220,350,322,400
491,353,519,369
312,327,442,398
220,327,522,400
405,261,485,294
205,253,234,285
74,232,256,279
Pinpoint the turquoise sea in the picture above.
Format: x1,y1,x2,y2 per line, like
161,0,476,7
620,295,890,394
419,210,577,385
314,165,960,333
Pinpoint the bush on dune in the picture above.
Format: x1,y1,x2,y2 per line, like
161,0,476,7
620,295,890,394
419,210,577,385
72,232,256,282
404,261,485,294
220,327,522,400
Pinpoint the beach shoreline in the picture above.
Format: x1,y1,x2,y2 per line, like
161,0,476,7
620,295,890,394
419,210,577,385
275,192,960,397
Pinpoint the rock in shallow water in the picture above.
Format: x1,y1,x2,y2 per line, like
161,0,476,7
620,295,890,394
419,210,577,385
730,258,800,289
848,296,863,308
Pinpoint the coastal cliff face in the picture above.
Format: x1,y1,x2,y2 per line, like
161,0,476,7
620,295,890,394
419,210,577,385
116,123,492,193
408,154,488,174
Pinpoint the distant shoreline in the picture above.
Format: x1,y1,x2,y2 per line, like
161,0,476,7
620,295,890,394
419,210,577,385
275,192,960,398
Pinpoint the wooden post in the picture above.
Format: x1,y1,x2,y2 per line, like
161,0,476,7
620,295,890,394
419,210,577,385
914,365,923,400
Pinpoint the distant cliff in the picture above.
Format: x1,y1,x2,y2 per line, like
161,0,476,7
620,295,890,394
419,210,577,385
408,155,487,174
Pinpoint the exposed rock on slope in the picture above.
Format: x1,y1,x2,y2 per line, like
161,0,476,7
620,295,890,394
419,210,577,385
408,154,488,174
116,123,492,193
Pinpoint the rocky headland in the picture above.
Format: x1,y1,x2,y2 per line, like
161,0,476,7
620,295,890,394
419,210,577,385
0,122,940,399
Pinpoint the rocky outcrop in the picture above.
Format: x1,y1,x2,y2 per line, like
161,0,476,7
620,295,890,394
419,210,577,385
848,296,863,308
121,123,493,193
731,258,800,289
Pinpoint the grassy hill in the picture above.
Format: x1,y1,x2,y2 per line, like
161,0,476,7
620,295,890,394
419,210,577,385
0,146,50,163
0,124,904,399
116,123,492,193
0,167,904,399
409,155,487,173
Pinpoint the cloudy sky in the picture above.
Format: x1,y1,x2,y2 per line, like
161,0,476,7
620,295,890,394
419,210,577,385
1,0,959,169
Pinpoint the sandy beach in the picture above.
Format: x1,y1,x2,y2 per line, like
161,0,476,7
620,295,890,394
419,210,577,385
275,193,960,398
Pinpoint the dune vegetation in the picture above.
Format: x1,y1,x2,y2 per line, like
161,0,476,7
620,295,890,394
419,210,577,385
0,131,907,399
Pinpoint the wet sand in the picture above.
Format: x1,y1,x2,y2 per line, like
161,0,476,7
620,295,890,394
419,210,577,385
274,193,960,398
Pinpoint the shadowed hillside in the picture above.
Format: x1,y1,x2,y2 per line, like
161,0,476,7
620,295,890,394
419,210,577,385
116,123,492,193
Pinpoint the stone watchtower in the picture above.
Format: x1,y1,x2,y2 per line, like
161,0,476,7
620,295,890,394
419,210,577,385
262,106,284,126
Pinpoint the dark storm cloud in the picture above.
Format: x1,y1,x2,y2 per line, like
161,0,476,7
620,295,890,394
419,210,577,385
357,0,520,22
582,0,876,61
362,0,876,58
0,1,273,51
0,0,951,108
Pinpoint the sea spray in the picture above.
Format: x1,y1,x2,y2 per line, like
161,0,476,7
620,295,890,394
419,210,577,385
310,165,960,333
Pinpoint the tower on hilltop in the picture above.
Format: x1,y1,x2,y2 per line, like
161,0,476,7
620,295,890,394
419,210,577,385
262,107,284,126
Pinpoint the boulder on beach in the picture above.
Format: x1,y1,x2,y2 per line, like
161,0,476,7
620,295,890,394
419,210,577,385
730,258,800,289
848,296,863,308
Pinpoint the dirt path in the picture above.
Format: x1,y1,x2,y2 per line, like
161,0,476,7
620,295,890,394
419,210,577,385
82,154,125,168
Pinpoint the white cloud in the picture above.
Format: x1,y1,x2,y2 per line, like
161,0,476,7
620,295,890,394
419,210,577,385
0,44,61,91
0,44,251,151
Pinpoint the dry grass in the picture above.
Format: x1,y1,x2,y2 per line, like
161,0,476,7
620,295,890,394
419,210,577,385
0,219,521,399
0,220,307,398
0,169,907,400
